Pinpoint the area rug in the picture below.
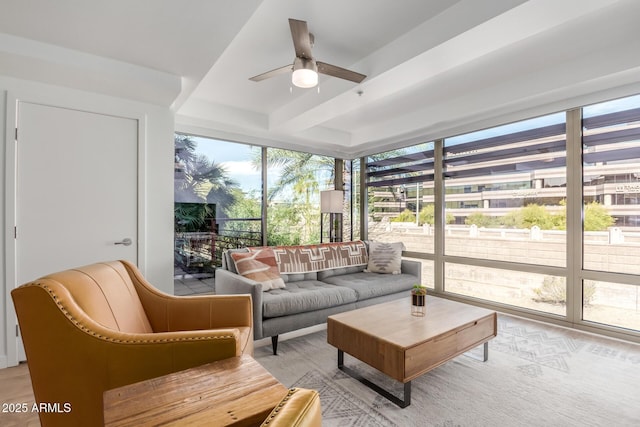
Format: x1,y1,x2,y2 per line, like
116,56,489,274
254,314,640,426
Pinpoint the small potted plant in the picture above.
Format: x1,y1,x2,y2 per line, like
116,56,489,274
411,284,427,317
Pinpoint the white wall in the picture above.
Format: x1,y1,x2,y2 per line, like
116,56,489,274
0,75,175,368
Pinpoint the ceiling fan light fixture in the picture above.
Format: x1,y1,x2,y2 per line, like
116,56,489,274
292,57,318,88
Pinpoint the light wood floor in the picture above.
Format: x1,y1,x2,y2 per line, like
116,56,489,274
0,363,40,426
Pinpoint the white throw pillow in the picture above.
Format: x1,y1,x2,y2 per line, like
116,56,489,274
365,241,405,274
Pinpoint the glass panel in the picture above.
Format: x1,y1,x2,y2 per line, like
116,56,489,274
582,280,640,332
174,134,262,276
351,159,361,240
443,113,567,266
403,257,434,289
266,149,334,245
343,160,354,241
445,263,566,316
366,142,435,253
582,94,640,275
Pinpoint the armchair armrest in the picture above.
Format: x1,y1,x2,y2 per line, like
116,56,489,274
121,260,252,332
260,388,321,427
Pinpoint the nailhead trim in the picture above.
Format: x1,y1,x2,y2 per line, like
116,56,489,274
25,282,235,343
263,388,298,424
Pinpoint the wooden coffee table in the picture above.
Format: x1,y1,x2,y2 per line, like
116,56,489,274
103,355,288,426
327,296,496,407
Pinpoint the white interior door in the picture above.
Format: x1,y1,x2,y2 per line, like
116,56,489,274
13,102,139,360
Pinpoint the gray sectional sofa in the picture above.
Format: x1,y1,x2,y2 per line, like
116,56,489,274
216,241,421,354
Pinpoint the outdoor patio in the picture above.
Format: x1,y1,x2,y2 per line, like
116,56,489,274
173,267,215,296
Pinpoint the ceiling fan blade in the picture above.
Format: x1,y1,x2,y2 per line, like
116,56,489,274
289,18,313,59
317,62,366,84
249,64,292,82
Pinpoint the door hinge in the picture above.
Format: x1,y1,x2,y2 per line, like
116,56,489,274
14,226,17,239
16,324,19,337
15,127,18,140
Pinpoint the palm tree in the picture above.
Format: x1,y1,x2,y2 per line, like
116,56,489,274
260,148,334,201
252,148,334,244
174,134,238,231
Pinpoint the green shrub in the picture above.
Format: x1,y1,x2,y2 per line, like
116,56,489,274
392,209,416,223
418,205,454,225
533,276,596,305
464,213,501,227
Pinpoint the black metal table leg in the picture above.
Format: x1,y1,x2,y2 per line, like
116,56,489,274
337,349,411,408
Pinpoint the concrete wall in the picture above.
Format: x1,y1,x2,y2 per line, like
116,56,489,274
371,224,640,274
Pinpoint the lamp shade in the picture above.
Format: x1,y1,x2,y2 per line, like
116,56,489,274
292,57,318,88
321,190,343,213
292,69,318,88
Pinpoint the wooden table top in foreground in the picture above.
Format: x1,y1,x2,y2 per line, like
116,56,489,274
103,355,288,427
327,296,497,382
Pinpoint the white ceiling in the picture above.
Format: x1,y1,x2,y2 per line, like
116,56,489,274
1,0,640,158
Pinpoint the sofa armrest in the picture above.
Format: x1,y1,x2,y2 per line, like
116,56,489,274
401,259,422,282
260,388,321,427
215,268,265,340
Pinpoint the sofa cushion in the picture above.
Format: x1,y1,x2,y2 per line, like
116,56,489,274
365,241,405,274
317,265,365,280
262,281,357,318
281,272,317,283
321,272,416,300
231,248,286,291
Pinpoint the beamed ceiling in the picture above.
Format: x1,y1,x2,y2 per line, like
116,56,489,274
1,0,640,158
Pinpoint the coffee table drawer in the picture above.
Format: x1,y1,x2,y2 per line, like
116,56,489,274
405,313,496,380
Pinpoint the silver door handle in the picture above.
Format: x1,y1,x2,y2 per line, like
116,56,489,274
114,238,132,246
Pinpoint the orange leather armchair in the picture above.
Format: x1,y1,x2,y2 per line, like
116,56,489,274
261,388,322,427
11,260,253,427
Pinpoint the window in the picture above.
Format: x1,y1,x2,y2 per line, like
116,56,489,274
443,113,567,266
582,95,640,331
582,95,640,274
265,148,334,245
174,134,262,275
445,263,565,316
366,142,435,254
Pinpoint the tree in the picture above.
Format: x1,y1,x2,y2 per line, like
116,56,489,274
253,148,334,244
418,204,454,225
501,200,614,231
503,204,555,229
174,134,239,231
258,149,334,201
392,209,416,223
267,203,305,246
584,201,615,231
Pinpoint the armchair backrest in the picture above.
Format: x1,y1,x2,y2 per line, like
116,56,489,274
40,261,153,333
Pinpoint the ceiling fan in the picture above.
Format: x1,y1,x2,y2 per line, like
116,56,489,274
249,18,366,88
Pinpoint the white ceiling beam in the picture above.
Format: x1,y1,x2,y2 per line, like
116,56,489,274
0,33,181,106
267,0,620,139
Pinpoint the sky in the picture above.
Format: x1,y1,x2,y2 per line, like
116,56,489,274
186,93,639,194
192,136,264,193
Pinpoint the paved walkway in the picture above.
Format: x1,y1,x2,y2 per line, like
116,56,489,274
174,268,215,296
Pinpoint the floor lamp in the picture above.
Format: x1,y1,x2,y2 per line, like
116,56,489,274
320,190,343,243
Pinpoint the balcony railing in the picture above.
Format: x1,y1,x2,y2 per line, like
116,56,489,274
174,218,262,274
